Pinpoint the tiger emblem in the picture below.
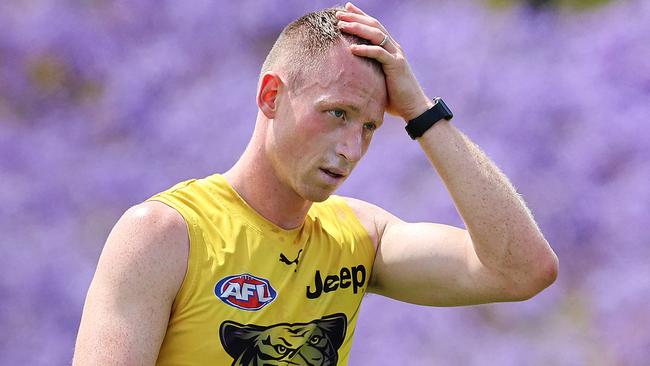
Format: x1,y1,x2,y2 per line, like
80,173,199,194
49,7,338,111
219,313,347,365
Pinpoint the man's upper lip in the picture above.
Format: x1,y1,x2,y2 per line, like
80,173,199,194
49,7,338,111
321,167,348,176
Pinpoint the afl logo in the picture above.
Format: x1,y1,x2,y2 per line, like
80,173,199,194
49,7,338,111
215,273,277,311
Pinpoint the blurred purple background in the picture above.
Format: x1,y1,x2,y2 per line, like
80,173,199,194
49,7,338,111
1,0,649,364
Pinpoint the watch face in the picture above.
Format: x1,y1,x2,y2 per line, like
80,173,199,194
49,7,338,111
437,99,453,120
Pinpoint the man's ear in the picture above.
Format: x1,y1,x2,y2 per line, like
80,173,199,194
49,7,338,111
257,72,283,119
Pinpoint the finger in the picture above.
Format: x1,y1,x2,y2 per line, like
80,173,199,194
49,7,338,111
336,10,388,35
348,44,394,65
337,21,397,53
344,2,368,16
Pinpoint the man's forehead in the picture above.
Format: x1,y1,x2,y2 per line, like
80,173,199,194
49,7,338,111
326,43,384,80
297,47,386,112
289,42,380,83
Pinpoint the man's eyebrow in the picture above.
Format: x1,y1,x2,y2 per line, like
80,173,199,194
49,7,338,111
340,102,360,114
316,98,360,113
317,98,383,124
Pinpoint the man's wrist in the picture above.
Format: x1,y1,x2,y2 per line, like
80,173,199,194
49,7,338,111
404,97,454,140
402,97,435,122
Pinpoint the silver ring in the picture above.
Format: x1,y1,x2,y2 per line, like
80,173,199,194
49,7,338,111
378,34,389,47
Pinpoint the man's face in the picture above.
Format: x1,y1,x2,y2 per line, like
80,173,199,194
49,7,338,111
267,43,387,202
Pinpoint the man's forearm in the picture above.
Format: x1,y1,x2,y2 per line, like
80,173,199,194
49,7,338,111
417,118,558,297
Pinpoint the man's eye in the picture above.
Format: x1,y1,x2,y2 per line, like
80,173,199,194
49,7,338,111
309,335,321,345
328,109,346,119
363,122,377,131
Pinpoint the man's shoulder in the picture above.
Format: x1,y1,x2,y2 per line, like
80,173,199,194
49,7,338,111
73,201,188,365
123,201,188,236
110,201,189,263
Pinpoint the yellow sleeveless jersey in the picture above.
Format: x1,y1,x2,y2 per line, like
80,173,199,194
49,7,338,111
146,174,375,365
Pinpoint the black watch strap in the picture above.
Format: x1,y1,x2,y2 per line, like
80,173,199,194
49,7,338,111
405,97,453,140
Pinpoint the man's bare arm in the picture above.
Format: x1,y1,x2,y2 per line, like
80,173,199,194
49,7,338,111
397,120,557,304
345,123,558,306
338,2,558,306
73,201,188,365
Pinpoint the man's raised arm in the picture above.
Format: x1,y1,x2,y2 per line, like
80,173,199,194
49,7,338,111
73,201,188,365
337,2,558,306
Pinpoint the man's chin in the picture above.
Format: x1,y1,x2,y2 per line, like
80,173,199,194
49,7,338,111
298,173,347,202
303,190,333,203
308,194,331,203
300,184,338,203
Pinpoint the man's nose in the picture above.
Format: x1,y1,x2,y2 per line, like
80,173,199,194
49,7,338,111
336,125,364,163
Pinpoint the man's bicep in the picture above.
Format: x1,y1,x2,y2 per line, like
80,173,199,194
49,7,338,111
73,202,188,365
369,220,507,307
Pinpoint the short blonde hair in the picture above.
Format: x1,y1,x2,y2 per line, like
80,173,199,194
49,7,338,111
261,7,382,88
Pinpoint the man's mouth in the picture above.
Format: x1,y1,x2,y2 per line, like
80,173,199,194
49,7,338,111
320,168,345,179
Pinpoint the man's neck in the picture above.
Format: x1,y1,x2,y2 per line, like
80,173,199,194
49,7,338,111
223,150,312,231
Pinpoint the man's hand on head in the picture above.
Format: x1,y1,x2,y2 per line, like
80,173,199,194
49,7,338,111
336,2,434,121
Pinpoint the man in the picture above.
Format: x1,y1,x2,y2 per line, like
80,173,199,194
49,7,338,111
74,3,558,365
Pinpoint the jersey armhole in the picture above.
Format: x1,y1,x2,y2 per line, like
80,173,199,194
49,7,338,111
144,195,199,315
329,195,376,256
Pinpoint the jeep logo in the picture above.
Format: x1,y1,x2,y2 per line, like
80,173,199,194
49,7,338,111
306,265,366,299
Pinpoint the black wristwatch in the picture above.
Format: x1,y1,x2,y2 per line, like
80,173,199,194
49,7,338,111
405,97,453,140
